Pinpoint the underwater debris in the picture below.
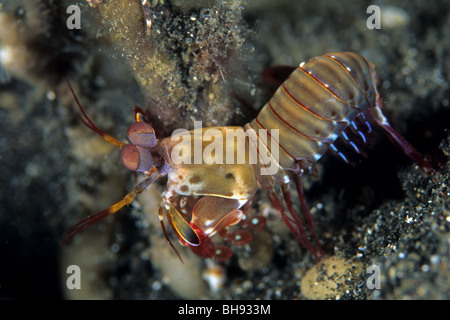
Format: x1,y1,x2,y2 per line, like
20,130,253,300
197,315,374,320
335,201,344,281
87,0,259,134
380,6,410,29
300,255,365,300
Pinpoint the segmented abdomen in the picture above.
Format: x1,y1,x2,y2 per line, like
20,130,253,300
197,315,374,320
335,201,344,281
245,52,379,173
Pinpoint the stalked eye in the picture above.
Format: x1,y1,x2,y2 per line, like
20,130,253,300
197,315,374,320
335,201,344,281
127,122,156,147
120,144,153,172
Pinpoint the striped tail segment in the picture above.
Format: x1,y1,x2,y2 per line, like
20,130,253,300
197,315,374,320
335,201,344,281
243,52,381,259
245,52,378,176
